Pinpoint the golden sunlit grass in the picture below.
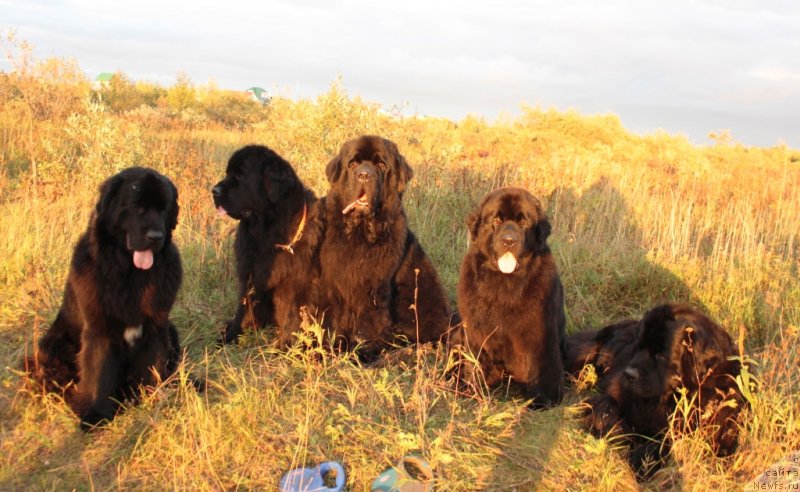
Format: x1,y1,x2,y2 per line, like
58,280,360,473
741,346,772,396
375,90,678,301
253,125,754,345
1,38,798,490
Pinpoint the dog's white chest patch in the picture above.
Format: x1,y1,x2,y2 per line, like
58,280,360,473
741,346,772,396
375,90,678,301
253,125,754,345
124,325,143,346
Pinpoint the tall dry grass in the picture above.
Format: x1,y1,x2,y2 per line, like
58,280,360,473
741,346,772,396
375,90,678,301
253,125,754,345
1,42,798,490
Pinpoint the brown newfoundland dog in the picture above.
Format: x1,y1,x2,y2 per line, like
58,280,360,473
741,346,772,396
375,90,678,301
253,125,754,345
212,145,324,346
454,187,565,408
564,303,748,479
25,168,183,430
320,135,452,357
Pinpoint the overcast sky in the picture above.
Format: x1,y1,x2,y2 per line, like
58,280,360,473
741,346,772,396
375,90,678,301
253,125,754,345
3,0,799,148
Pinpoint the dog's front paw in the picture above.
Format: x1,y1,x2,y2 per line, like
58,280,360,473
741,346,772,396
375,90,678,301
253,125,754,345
216,320,242,346
79,409,113,432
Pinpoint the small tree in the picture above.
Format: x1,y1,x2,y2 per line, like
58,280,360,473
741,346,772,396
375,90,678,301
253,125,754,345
98,71,143,112
166,71,196,113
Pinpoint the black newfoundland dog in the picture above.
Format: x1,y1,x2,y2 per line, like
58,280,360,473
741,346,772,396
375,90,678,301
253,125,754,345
212,145,324,346
320,135,452,357
25,167,183,430
564,303,748,479
454,187,565,407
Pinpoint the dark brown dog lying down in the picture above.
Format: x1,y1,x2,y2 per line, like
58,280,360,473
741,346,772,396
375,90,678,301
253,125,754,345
454,187,566,408
564,303,749,479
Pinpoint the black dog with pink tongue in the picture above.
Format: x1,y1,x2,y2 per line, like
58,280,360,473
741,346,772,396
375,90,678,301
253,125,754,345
25,167,183,430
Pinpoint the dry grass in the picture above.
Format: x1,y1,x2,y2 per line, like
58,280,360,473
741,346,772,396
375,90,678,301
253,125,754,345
1,45,798,490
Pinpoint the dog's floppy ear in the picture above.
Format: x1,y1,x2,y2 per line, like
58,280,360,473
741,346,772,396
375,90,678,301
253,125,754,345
325,151,343,183
265,168,288,202
386,139,414,192
396,152,414,193
533,216,552,252
264,155,300,203
524,215,552,254
466,206,482,243
166,178,179,231
95,172,125,227
676,317,731,386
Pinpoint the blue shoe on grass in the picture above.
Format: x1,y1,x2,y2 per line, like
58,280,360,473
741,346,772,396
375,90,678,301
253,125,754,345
280,461,346,492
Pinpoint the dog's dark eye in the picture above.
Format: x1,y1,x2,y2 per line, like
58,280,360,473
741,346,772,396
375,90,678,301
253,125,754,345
348,160,358,169
492,217,502,226
519,219,529,227
138,207,145,216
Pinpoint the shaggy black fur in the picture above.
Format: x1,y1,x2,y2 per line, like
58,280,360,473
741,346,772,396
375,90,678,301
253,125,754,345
454,187,566,407
25,167,183,430
319,135,452,358
212,145,324,346
564,303,748,479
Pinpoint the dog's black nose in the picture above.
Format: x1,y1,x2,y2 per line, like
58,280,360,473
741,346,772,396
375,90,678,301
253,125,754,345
212,185,222,197
624,367,640,382
146,230,164,242
501,235,517,247
357,171,371,183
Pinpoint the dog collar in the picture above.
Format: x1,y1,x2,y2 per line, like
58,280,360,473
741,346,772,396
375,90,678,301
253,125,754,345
275,202,307,255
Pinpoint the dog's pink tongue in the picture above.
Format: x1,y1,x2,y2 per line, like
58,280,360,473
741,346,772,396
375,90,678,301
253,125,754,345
133,250,154,270
498,252,518,274
217,206,227,217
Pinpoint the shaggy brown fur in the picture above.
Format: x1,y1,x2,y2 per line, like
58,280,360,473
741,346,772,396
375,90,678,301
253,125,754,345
454,187,565,407
319,135,452,358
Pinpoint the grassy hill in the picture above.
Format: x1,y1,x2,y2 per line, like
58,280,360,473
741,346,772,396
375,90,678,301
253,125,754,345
1,50,798,490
